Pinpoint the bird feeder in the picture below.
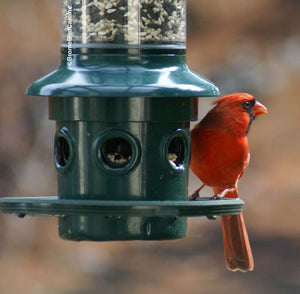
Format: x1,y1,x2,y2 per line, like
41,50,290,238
0,0,244,241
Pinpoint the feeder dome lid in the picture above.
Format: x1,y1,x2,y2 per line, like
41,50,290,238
26,54,220,98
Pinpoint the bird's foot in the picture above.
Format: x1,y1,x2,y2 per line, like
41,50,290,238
188,191,199,201
209,188,233,200
188,184,205,201
209,194,223,200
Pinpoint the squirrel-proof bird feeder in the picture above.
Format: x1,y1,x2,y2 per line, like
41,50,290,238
0,0,244,241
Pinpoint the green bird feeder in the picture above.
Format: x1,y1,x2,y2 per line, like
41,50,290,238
0,0,244,241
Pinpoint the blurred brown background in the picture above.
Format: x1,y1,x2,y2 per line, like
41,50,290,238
0,0,299,293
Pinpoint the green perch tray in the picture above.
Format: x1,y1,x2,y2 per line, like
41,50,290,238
0,196,244,218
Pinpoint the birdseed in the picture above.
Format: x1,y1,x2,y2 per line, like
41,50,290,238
62,0,185,47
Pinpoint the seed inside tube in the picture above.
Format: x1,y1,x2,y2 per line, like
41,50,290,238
62,0,185,45
107,8,116,14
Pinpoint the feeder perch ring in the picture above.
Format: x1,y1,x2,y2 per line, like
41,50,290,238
0,197,243,218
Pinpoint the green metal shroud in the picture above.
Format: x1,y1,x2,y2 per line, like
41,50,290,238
26,53,219,98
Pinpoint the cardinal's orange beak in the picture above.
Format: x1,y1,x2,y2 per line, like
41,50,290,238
253,100,268,116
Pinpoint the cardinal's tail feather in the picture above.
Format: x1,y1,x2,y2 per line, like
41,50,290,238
220,213,254,272
212,187,254,272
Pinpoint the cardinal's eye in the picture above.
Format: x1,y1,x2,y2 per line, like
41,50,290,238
243,100,255,110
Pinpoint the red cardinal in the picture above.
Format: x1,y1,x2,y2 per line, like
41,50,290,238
190,93,267,272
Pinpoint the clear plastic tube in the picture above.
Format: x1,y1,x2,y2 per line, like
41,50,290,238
62,0,186,49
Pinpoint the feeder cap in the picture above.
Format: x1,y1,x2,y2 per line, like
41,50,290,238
26,54,220,98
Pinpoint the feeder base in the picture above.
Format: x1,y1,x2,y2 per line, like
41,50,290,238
59,215,187,241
